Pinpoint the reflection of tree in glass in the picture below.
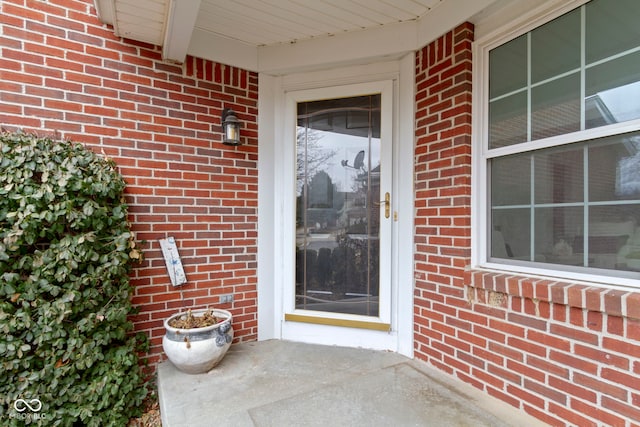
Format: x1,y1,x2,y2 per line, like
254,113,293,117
296,127,337,195
308,171,334,208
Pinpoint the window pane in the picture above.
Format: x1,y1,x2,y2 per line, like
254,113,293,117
491,209,531,260
534,146,583,204
585,52,640,129
531,9,581,84
489,34,527,99
589,133,640,201
296,95,382,316
535,206,584,265
531,73,580,140
586,0,640,63
490,133,640,273
585,206,639,270
489,92,527,149
491,154,531,206
582,134,640,271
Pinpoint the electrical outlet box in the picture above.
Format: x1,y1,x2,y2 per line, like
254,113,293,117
220,294,234,304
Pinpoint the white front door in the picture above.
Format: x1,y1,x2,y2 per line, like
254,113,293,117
281,80,397,350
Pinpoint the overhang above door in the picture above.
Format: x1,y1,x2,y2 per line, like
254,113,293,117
93,0,503,73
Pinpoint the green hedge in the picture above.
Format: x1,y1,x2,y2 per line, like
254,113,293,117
0,132,148,426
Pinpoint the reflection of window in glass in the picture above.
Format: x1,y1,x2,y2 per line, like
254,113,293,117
586,80,640,129
616,138,640,197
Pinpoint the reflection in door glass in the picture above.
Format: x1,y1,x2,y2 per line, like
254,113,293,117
296,95,381,316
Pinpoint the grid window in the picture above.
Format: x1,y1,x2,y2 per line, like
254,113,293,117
484,0,640,280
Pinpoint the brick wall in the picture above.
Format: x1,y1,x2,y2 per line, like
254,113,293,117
414,22,640,426
0,0,258,366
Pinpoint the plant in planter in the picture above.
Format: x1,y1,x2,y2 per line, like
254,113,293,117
163,308,233,374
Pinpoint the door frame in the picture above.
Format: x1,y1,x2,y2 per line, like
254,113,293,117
257,56,415,357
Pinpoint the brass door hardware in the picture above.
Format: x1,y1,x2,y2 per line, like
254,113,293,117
375,192,390,219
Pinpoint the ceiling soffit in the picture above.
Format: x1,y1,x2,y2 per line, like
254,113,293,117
94,0,500,73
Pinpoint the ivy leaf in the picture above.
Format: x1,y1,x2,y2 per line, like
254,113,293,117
0,131,148,425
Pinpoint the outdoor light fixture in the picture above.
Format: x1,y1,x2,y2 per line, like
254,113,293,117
221,108,241,145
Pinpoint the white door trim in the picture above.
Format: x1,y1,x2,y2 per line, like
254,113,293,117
282,81,393,346
258,56,415,357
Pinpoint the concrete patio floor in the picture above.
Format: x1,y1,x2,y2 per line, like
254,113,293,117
157,340,547,427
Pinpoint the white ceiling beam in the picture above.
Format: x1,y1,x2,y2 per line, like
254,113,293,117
188,28,259,72
93,0,115,25
257,20,418,75
162,0,202,63
93,0,119,35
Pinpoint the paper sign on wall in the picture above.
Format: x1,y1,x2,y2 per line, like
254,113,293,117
159,236,187,286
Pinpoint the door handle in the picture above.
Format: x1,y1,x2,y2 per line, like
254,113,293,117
375,192,390,219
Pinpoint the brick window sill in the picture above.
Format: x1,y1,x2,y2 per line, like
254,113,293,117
464,269,640,321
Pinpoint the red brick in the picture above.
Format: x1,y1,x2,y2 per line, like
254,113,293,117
550,283,569,305
571,399,626,427
523,405,564,427
549,402,597,427
550,323,598,345
574,343,629,370
508,336,547,357
603,337,640,357
602,367,640,390
507,384,545,409
626,292,640,320
550,349,598,374
525,379,567,405
584,287,604,312
488,341,523,362
628,318,640,341
607,315,624,336
507,312,546,331
506,359,545,383
585,310,603,332
604,289,625,317
548,377,597,403
471,347,502,368
573,372,628,401
527,330,570,352
471,368,504,390
552,303,567,322
567,284,587,308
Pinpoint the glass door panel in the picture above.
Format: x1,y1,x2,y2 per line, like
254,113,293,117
296,95,381,317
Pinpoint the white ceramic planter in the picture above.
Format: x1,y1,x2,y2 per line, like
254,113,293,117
162,309,234,374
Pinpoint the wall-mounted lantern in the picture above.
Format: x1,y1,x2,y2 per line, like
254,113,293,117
221,108,241,145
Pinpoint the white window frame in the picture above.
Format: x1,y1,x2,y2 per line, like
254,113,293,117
471,0,640,288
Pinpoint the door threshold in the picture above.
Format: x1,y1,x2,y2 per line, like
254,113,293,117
285,313,391,331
